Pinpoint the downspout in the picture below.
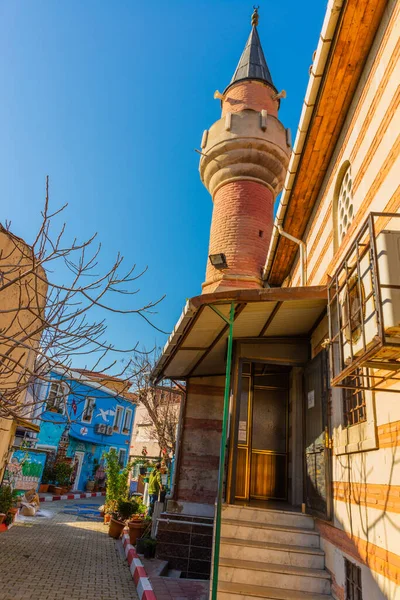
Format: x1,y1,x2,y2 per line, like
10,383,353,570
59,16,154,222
276,225,307,286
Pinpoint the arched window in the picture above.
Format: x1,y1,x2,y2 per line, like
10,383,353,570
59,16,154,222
337,164,354,243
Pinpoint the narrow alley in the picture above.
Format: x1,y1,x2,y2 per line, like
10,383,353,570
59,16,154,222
0,498,138,600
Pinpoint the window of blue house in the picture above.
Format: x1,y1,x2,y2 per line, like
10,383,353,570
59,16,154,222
118,448,127,467
113,406,124,432
47,380,68,413
82,397,95,423
122,408,133,434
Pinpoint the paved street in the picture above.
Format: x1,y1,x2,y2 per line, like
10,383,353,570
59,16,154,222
0,498,138,600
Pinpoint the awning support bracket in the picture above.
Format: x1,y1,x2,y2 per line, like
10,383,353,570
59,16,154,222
211,301,235,600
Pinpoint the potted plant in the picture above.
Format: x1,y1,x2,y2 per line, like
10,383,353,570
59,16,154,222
86,459,99,492
108,498,137,539
128,503,148,545
103,448,133,525
54,461,73,494
39,464,53,494
142,537,157,559
0,486,12,525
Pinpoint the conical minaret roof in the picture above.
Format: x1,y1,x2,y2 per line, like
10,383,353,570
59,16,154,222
225,9,276,93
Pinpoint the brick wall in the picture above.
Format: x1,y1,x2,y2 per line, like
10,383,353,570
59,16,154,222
204,180,274,292
222,80,278,116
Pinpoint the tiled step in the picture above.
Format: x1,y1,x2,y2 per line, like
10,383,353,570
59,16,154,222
220,537,325,569
221,518,321,547
217,580,334,600
219,557,331,595
222,505,315,530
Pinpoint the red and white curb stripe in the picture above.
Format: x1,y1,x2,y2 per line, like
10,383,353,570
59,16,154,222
122,531,156,600
39,491,106,502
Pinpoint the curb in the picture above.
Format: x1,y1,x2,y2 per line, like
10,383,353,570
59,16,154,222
122,531,157,600
39,491,106,502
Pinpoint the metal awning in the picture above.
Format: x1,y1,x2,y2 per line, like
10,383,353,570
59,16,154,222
152,287,327,382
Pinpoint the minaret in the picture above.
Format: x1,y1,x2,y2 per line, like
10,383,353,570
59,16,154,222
200,8,290,293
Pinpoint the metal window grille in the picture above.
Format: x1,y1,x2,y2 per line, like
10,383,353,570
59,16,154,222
338,165,354,242
345,559,363,600
343,371,366,426
82,397,95,422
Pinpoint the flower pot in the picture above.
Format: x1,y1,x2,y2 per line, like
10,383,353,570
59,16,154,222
60,487,69,495
86,480,95,492
53,487,62,495
144,543,156,559
48,485,56,494
108,517,125,539
104,513,111,524
0,513,5,525
39,484,49,494
128,520,146,546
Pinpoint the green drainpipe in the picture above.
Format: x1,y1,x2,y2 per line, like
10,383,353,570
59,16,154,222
210,301,235,600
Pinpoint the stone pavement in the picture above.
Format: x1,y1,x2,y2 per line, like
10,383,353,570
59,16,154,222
0,497,138,600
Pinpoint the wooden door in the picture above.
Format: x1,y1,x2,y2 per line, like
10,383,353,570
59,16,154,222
304,350,332,519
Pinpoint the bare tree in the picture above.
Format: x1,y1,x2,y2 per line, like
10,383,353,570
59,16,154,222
128,350,184,458
0,177,166,424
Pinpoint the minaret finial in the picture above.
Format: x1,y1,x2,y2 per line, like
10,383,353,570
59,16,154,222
251,6,259,27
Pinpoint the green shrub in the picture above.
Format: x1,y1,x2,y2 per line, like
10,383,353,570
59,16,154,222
54,462,73,486
103,448,133,509
0,486,13,514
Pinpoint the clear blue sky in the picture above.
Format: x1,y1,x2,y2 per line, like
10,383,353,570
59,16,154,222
0,1,326,369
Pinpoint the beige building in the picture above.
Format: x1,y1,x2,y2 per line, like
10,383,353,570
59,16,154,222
152,0,400,597
0,226,47,479
129,384,184,462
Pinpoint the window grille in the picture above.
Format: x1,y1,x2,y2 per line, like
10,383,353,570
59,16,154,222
338,165,354,242
47,381,67,412
113,406,124,431
118,449,126,467
82,397,95,423
343,370,367,426
345,558,363,600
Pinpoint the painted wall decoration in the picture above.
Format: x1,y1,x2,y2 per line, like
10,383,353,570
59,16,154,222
36,370,136,491
5,449,47,491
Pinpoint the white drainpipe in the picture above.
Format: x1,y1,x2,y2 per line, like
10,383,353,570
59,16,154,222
276,226,307,286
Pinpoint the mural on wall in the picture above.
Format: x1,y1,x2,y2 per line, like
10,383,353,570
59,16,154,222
4,449,47,491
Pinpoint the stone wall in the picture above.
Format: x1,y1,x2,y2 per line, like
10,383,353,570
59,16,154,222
174,375,225,512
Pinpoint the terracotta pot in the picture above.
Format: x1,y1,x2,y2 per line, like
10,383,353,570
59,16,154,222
128,520,146,546
60,487,69,495
104,513,111,524
0,513,5,525
86,480,95,492
48,485,56,494
108,517,125,539
39,484,49,494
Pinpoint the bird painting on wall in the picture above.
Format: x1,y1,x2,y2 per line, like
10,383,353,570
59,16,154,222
95,408,116,423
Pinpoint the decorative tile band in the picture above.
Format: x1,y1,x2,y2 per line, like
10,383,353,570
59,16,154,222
122,531,157,600
38,491,106,502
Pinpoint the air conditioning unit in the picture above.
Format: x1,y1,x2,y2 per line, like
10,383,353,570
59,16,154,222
94,424,107,434
339,230,400,364
105,426,113,436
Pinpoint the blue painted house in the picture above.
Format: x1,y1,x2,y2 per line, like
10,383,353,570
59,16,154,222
36,368,136,491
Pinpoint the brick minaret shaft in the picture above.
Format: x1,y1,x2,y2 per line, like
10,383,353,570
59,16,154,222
199,9,290,293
